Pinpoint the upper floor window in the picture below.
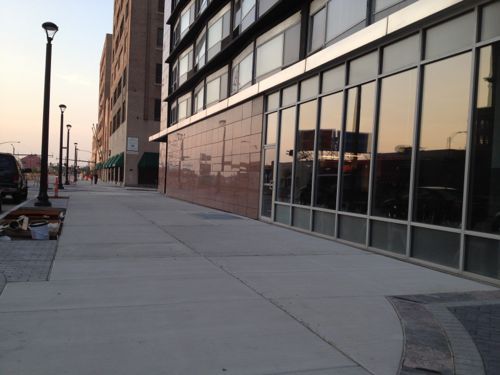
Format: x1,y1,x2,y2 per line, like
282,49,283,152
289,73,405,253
207,4,231,61
196,0,210,15
256,13,300,80
178,46,194,86
309,0,367,52
194,81,205,113
258,0,279,16
234,0,256,34
206,66,228,105
173,0,195,46
195,28,207,70
158,0,165,13
231,44,254,94
157,28,164,48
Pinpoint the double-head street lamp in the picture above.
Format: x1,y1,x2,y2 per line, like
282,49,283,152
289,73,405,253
65,124,72,185
58,104,66,189
35,22,58,207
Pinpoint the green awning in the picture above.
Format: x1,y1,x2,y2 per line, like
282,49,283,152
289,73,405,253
103,156,113,169
110,152,124,168
95,162,102,170
138,152,159,169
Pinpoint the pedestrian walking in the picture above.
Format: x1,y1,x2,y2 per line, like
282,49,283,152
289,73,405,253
93,173,98,184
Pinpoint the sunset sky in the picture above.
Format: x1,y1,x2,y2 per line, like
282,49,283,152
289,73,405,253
0,1,113,164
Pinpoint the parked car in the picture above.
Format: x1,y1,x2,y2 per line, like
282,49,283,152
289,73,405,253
0,153,29,203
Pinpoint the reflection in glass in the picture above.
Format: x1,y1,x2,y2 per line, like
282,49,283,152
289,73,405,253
282,85,298,107
266,112,278,145
372,69,417,219
276,107,296,202
300,76,319,101
425,13,474,60
340,82,375,214
481,1,500,41
468,44,500,234
414,53,472,227
412,227,460,268
315,93,343,209
261,147,275,217
466,236,500,280
294,101,317,205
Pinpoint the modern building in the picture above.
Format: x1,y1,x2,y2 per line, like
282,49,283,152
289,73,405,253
96,0,165,186
150,0,500,284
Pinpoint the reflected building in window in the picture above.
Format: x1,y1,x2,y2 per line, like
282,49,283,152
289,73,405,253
150,0,500,284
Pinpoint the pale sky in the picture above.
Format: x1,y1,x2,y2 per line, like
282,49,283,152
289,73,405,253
0,1,113,164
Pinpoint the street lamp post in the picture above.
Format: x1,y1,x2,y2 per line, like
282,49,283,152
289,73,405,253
74,142,78,182
65,124,72,185
58,104,66,189
35,22,58,207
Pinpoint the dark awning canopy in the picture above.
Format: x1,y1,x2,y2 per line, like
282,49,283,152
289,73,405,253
110,152,124,168
138,152,159,169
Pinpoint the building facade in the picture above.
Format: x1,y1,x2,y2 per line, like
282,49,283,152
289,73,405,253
93,33,113,179
97,0,165,186
151,0,500,284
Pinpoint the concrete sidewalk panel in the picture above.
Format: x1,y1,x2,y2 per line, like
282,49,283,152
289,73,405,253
56,242,195,259
59,224,178,245
0,299,357,375
50,257,219,280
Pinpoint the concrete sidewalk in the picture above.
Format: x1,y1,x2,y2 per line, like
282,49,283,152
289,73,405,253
0,184,497,375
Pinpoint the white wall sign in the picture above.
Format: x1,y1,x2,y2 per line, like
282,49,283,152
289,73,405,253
127,137,139,153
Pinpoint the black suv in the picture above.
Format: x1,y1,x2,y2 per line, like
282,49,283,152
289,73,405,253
0,153,28,203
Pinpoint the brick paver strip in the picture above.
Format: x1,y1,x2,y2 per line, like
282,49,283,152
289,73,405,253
0,241,57,284
390,291,500,375
451,302,500,375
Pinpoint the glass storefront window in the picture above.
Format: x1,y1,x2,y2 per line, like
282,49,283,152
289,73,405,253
372,69,417,219
261,147,275,217
468,44,500,234
267,92,279,112
466,236,500,280
265,112,278,145
293,100,317,205
282,84,298,107
313,211,335,236
326,0,366,42
315,92,342,209
349,51,378,85
322,65,345,93
275,204,291,224
370,221,407,255
293,207,311,230
300,77,319,101
276,107,296,203
382,34,420,74
340,82,376,214
339,215,366,244
425,12,474,60
412,227,460,268
481,1,500,41
414,53,472,227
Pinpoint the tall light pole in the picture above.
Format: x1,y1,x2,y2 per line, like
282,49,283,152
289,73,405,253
58,104,66,189
65,124,72,185
74,142,78,182
35,21,58,207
